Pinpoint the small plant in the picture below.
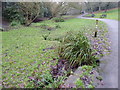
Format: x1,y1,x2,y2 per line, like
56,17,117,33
0,27,4,31
55,24,61,28
52,17,64,22
80,65,93,79
96,76,102,81
75,65,95,88
30,71,54,88
87,84,94,88
81,65,93,72
35,71,67,88
75,78,85,88
42,32,50,40
91,14,95,17
100,14,107,18
10,20,20,26
46,76,67,88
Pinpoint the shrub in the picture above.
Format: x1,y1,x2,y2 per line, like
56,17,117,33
100,14,107,18
91,14,95,17
41,24,56,31
58,31,97,68
10,20,20,26
0,27,4,31
55,24,61,28
52,17,64,22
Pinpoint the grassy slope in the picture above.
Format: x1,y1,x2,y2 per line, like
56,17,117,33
85,8,119,20
0,31,2,89
2,18,107,88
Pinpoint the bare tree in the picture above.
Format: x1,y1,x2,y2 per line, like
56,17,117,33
68,2,82,10
18,2,41,26
44,2,70,18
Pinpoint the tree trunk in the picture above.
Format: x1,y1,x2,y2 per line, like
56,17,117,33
99,6,101,11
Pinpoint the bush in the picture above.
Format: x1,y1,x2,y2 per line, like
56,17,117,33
52,17,64,22
58,31,97,68
75,78,85,88
100,14,107,18
40,24,60,30
2,2,25,25
0,27,4,31
10,20,20,26
55,24,61,28
91,14,95,17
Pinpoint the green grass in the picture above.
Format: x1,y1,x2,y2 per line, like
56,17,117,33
2,18,107,88
85,8,119,20
0,31,2,89
62,15,79,19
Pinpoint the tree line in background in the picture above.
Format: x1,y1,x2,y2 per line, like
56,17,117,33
2,2,118,26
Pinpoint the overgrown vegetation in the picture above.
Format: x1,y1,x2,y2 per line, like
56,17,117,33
58,31,97,68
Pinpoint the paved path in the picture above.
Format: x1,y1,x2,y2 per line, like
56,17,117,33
77,16,118,88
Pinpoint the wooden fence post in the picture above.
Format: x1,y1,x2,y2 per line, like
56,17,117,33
94,20,98,37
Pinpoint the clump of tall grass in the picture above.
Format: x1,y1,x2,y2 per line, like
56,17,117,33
58,31,97,68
